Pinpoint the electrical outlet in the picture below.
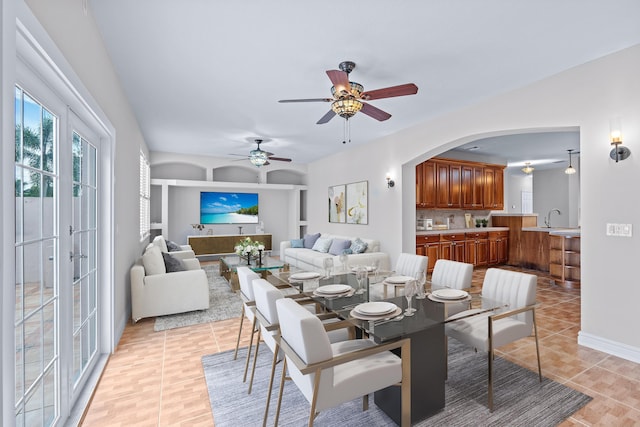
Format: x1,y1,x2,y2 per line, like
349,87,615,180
606,223,633,237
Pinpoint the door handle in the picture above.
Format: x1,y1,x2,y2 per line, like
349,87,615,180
70,252,88,261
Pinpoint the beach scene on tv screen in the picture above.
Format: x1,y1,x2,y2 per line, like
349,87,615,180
200,191,259,224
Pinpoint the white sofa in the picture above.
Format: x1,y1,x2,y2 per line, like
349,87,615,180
280,233,391,274
131,245,209,323
151,235,196,260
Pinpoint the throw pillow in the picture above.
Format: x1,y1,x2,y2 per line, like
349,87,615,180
162,252,186,272
303,232,321,249
328,238,351,256
290,238,304,248
350,238,368,254
142,245,166,275
166,240,182,252
312,237,333,253
342,248,353,255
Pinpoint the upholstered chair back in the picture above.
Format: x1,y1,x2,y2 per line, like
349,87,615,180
253,279,283,326
395,253,428,277
237,267,260,301
276,298,334,402
431,259,473,290
482,268,537,325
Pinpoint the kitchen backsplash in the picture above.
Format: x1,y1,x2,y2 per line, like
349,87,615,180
417,209,493,230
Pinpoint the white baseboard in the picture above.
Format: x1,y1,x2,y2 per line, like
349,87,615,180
578,331,640,364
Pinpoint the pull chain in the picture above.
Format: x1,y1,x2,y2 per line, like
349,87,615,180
342,118,352,144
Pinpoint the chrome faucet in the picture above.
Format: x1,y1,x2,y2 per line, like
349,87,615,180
544,209,561,228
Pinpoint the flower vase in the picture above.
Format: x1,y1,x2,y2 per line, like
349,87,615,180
246,254,251,265
258,250,263,266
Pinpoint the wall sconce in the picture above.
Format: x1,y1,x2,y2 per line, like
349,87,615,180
609,117,631,162
386,172,395,188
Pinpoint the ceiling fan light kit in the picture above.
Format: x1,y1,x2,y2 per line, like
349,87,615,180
230,139,292,167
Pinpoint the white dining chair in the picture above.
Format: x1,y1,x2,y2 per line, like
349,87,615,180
445,268,542,411
274,297,412,427
234,266,261,382
430,259,473,318
383,253,428,298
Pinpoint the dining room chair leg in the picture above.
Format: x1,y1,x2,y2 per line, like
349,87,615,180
362,394,368,411
248,328,262,394
262,342,280,427
274,358,288,427
233,305,246,360
533,308,543,382
243,317,258,383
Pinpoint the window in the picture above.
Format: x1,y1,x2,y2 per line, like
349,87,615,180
139,152,150,240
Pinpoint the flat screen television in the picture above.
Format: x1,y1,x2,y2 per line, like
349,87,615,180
200,191,259,224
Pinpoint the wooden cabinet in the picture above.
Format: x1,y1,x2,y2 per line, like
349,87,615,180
461,165,484,209
416,158,504,211
483,166,504,210
416,235,440,272
464,231,488,266
549,234,580,288
416,161,436,208
440,233,465,262
435,161,462,208
488,231,509,265
188,234,272,256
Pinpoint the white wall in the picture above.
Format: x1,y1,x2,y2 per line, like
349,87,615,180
505,171,533,213
307,44,640,361
533,167,580,228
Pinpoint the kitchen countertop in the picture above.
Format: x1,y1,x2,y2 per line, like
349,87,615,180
416,227,509,236
490,213,538,217
522,227,581,237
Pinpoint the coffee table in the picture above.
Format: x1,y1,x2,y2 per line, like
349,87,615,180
219,256,288,292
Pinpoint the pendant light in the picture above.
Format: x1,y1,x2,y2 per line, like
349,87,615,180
564,149,576,175
521,162,534,174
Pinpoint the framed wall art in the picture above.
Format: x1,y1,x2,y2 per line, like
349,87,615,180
328,184,346,223
346,181,368,224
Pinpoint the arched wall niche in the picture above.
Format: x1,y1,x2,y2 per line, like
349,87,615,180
211,165,259,183
266,169,307,185
150,162,206,180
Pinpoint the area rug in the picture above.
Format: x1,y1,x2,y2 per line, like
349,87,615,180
202,340,591,426
154,264,242,331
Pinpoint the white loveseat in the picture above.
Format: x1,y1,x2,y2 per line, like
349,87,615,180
280,233,391,274
151,235,196,260
131,245,209,323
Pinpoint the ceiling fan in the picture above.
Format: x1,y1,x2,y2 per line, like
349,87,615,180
279,61,419,125
229,139,292,167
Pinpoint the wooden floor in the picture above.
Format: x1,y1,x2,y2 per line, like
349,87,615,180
80,264,640,426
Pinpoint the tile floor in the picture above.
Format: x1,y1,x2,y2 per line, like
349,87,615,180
80,264,640,426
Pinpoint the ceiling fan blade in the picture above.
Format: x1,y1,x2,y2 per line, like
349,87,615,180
267,156,292,162
360,102,392,121
326,70,351,95
228,153,249,157
279,98,332,103
360,83,418,101
316,109,336,124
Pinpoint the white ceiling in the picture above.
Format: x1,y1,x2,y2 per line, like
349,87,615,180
89,0,640,166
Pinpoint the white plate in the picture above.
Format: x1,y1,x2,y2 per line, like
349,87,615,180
289,271,321,281
351,266,374,272
431,289,469,300
354,301,397,316
315,284,352,295
350,307,403,321
385,275,414,284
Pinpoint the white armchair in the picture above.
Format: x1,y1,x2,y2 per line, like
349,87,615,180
445,268,541,411
274,297,412,427
130,245,209,323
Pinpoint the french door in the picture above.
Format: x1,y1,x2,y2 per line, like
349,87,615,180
14,85,100,426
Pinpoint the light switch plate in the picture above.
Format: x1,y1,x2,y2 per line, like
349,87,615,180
606,223,632,237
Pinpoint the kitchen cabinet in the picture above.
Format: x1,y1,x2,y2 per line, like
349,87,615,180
435,161,462,208
483,166,504,209
415,158,504,210
465,231,488,266
461,165,484,209
416,235,440,272
416,161,436,208
488,231,509,265
440,233,465,262
549,234,580,288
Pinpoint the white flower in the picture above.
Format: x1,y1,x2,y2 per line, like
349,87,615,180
257,244,265,251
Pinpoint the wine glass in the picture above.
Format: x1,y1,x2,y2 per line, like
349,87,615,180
404,280,418,316
355,266,367,295
370,259,380,282
323,257,334,279
414,270,427,299
339,252,349,272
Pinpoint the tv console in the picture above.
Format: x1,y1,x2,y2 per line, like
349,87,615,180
187,234,272,257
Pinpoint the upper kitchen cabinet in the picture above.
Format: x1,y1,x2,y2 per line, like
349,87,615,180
435,160,462,208
483,166,505,210
416,161,436,208
415,158,504,210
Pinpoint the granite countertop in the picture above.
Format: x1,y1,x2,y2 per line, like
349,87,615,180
416,227,509,236
490,213,538,217
522,227,581,237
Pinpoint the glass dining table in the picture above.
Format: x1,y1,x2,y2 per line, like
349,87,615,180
268,270,507,425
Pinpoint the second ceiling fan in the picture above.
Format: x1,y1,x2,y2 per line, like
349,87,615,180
279,61,419,125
